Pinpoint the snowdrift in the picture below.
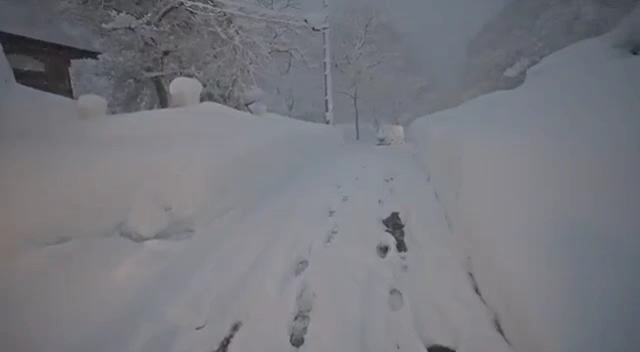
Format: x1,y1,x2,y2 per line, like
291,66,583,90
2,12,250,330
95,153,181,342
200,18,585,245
409,9,640,352
0,86,342,351
1,86,337,253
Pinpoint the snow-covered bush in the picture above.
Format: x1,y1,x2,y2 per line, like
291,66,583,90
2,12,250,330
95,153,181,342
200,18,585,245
77,94,108,119
61,0,310,114
460,0,639,104
376,124,404,145
247,101,268,115
503,57,533,78
169,77,202,108
243,86,266,106
0,43,15,91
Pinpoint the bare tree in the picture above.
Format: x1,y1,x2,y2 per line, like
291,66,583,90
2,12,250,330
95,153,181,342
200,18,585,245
334,10,384,140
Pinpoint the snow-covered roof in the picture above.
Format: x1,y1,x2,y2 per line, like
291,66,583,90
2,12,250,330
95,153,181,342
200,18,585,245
0,0,98,53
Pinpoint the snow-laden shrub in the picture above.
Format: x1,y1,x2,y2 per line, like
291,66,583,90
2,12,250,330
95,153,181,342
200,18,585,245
169,77,202,108
77,94,108,119
247,101,268,115
0,43,15,90
503,57,533,78
377,124,405,145
243,86,266,106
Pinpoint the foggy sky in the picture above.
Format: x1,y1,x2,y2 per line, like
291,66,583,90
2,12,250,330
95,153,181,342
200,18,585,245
304,0,506,86
383,0,506,84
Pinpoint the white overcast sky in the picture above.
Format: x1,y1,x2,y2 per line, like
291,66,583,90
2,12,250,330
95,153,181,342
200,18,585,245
304,0,507,85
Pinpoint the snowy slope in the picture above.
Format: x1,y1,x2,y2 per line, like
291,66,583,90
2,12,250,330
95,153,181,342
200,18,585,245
409,8,640,352
1,86,508,352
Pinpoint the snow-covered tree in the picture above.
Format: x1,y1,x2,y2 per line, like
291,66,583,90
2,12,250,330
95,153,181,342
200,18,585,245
62,0,311,114
331,2,422,137
460,0,639,103
332,4,387,139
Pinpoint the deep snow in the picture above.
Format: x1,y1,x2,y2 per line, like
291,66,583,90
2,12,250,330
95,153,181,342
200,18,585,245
2,7,639,351
409,8,640,352
1,85,506,351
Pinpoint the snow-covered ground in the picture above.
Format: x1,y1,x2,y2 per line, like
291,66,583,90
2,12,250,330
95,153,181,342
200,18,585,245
2,6,639,352
1,81,506,351
408,8,640,352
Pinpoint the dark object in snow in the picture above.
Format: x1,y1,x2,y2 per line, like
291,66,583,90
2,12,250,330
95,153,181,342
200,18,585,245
427,344,456,352
290,285,313,348
382,212,407,253
383,212,404,231
493,314,511,345
289,311,310,348
213,321,242,352
294,259,309,277
376,243,390,258
388,288,404,311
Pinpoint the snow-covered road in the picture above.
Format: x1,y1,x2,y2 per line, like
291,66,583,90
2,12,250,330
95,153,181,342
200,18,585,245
115,143,507,352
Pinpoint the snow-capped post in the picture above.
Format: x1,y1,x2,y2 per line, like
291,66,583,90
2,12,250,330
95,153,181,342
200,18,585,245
169,77,203,108
77,94,108,120
305,4,333,125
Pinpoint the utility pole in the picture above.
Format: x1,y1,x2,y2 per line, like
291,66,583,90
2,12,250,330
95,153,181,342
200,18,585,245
304,2,333,126
321,0,334,125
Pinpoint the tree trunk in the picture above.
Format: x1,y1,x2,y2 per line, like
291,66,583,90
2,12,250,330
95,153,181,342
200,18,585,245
353,88,360,140
152,76,169,108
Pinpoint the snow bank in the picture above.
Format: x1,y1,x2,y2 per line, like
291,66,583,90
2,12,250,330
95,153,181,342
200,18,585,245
0,84,337,258
0,84,342,351
169,77,203,107
77,94,108,119
408,9,640,352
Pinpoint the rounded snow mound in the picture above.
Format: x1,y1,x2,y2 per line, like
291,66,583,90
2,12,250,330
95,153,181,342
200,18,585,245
77,94,108,120
170,77,203,108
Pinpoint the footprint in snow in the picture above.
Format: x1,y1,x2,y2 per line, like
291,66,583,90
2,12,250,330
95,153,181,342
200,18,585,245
376,242,390,258
325,225,339,245
444,213,453,232
328,208,336,218
290,283,314,348
294,258,309,277
342,195,349,203
388,288,404,312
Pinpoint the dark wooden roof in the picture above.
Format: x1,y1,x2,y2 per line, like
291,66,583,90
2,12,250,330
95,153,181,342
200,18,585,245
0,31,100,60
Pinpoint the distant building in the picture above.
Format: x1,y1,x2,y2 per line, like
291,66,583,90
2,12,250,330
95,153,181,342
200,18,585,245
0,0,100,98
